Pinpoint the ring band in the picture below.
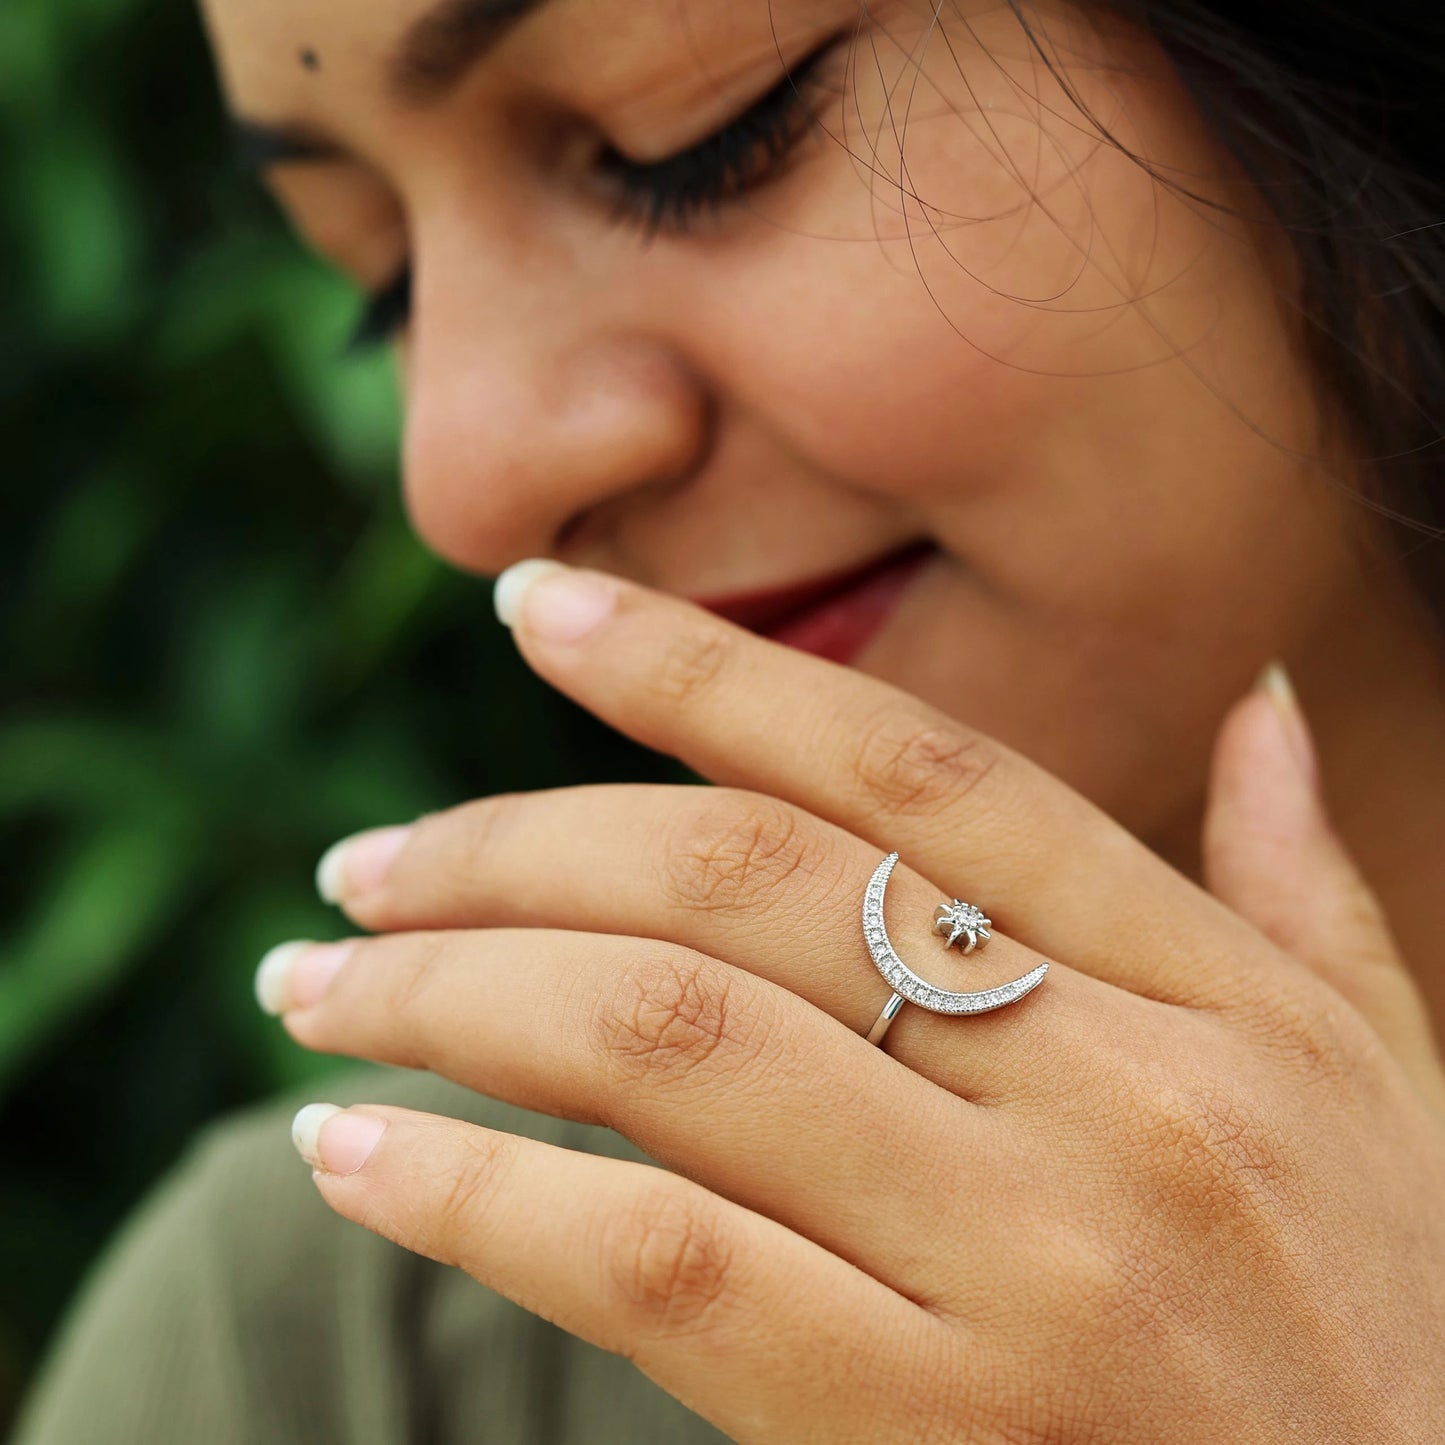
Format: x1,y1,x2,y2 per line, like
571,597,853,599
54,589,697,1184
860,851,1049,1047
865,992,907,1045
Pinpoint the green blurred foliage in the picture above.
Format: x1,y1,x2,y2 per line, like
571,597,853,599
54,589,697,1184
0,0,678,1423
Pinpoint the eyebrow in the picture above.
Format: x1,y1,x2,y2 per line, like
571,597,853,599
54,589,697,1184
391,0,547,104
230,0,549,171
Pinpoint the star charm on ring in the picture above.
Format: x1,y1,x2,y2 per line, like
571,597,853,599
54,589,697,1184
933,898,992,954
859,852,1048,1044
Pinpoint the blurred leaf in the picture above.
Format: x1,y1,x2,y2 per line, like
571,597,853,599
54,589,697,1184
321,519,454,687
0,720,175,817
175,562,313,747
159,244,402,483
17,119,142,341
27,462,155,612
0,0,676,1419
0,814,200,1095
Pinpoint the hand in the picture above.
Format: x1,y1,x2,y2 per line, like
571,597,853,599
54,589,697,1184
259,561,1445,1444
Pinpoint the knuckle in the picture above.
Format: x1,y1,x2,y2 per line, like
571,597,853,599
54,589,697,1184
1129,1068,1308,1224
647,624,734,710
607,1183,733,1337
589,949,746,1085
657,793,828,917
429,1131,515,1258
1050,1218,1180,1365
1229,976,1372,1093
849,705,1000,818
1267,1004,1362,1089
385,933,457,1056
432,794,521,902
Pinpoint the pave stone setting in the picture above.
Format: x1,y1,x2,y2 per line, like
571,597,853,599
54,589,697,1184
862,852,1048,1016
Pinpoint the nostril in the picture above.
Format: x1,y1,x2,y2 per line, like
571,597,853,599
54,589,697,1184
551,471,695,557
556,506,589,552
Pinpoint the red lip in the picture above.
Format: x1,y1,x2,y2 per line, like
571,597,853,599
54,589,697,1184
688,541,935,666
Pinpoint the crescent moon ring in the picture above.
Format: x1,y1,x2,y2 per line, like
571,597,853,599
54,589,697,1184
861,852,1048,1044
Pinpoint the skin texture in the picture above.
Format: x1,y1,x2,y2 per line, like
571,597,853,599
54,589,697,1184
200,0,1445,993
202,0,1445,1437
272,566,1445,1443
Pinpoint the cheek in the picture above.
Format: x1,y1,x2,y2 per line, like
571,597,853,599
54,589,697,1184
682,12,1338,630
728,228,1343,640
667,13,1360,838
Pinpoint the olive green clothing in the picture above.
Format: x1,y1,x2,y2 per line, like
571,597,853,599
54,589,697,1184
12,1067,732,1444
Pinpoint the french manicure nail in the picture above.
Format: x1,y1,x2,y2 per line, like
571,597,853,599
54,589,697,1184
493,558,618,643
494,558,569,627
291,1103,387,1175
255,940,308,1014
290,940,356,1008
1255,659,1319,791
255,940,356,1014
316,825,411,904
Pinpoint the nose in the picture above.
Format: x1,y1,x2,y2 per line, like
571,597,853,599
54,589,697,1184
398,225,713,576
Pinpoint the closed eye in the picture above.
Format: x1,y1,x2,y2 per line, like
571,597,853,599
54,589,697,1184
596,36,838,236
345,36,840,352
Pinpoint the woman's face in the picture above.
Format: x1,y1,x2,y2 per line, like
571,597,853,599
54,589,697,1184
201,0,1379,865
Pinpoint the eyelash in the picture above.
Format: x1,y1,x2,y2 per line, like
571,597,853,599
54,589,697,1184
345,41,835,354
596,40,835,236
347,268,412,353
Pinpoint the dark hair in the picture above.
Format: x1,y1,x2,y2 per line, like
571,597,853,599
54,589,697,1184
1004,0,1445,642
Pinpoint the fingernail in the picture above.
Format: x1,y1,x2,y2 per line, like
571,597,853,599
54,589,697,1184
494,558,568,627
316,825,411,904
254,940,356,1015
493,558,617,643
1255,660,1319,792
291,1103,387,1175
256,941,308,1014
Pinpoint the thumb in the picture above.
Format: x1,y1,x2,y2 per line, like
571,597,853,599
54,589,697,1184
1202,660,1445,1103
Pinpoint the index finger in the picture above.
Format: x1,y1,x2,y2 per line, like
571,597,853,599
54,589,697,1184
493,560,1280,1011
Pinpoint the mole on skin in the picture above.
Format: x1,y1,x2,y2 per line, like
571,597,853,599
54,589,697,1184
299,47,320,72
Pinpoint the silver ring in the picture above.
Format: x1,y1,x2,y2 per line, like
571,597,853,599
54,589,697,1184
861,851,1049,1046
